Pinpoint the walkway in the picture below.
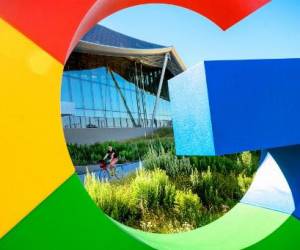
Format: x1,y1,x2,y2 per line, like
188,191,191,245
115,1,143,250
76,161,141,182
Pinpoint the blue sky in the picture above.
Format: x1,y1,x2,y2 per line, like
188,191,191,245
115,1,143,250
100,0,300,67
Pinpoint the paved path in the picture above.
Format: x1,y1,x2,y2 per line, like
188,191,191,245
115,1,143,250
77,161,142,182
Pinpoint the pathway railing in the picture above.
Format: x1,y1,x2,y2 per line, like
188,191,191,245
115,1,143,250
62,115,171,129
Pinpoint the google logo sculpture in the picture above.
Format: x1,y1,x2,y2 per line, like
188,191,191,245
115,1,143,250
1,0,299,249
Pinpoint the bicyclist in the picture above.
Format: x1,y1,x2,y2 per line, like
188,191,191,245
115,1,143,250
103,146,119,175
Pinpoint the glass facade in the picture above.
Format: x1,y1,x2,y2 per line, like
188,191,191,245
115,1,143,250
61,67,171,128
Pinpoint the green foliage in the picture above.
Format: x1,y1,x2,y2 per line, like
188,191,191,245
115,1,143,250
189,150,260,176
84,172,140,223
149,127,173,138
143,145,256,210
81,133,259,234
238,173,253,193
68,128,259,179
189,165,251,210
143,145,192,178
174,190,202,226
131,169,176,210
68,137,173,165
85,169,205,233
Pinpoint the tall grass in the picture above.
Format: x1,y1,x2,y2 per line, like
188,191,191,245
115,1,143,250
84,172,140,224
143,145,192,178
143,146,256,212
84,154,255,233
131,168,176,210
84,168,207,233
81,131,259,233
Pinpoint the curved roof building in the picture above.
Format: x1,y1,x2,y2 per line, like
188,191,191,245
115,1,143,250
62,24,186,143
68,24,185,75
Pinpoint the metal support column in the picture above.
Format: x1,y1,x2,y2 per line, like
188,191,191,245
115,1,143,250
108,68,138,127
134,62,142,127
151,52,170,127
140,63,148,127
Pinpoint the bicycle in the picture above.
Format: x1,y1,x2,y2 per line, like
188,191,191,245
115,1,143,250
99,160,124,180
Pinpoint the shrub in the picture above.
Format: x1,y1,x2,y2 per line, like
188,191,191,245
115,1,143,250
68,137,173,165
68,132,259,181
238,174,253,193
143,145,193,178
189,167,244,210
82,141,259,233
175,190,202,226
131,169,176,210
84,172,140,223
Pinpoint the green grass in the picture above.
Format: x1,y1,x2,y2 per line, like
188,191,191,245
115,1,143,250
85,169,206,233
76,128,259,233
84,144,258,233
68,128,173,165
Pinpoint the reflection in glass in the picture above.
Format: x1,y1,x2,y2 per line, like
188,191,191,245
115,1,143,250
61,67,171,128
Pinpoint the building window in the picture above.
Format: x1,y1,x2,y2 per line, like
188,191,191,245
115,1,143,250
61,66,171,128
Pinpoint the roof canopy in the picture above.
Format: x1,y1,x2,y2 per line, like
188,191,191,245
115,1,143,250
65,24,186,76
75,40,185,76
81,25,165,50
64,25,186,100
